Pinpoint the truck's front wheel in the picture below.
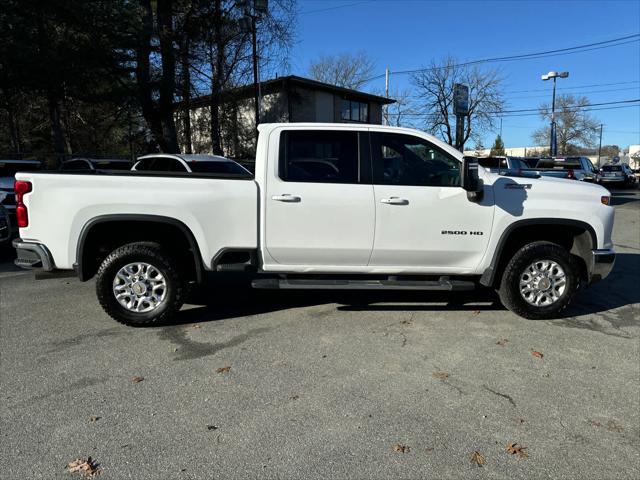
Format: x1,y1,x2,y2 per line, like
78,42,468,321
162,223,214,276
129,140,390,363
96,242,184,326
498,241,579,319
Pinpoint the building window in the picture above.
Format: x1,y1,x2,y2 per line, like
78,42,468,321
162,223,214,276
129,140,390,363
341,99,368,123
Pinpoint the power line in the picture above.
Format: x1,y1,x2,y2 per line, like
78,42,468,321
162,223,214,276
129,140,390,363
299,1,372,15
363,33,640,83
504,80,640,94
388,99,640,118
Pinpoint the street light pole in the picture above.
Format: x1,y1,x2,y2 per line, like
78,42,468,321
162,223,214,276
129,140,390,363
541,71,569,157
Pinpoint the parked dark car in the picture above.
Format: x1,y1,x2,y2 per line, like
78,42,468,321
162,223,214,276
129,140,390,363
0,160,42,221
0,204,12,246
60,158,133,172
599,163,636,187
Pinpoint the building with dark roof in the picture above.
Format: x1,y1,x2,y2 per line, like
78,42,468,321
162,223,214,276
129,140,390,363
178,75,395,159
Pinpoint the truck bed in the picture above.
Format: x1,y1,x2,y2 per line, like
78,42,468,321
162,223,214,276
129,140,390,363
16,171,258,271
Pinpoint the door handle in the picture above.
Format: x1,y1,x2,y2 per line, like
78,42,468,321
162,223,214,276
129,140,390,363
380,197,409,205
272,194,301,203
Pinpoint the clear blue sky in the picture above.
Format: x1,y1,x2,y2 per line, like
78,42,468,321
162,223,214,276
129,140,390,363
287,0,640,150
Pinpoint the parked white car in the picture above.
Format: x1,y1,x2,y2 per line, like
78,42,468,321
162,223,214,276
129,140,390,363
132,153,251,176
13,123,615,325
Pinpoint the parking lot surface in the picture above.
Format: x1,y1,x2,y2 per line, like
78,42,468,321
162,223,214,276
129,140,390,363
1,189,639,479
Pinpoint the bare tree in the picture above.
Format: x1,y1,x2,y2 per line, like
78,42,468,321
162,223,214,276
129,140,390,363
410,56,505,147
385,89,418,128
531,94,600,155
308,52,376,89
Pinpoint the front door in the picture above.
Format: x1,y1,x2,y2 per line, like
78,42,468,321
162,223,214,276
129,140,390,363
368,131,494,271
264,129,375,267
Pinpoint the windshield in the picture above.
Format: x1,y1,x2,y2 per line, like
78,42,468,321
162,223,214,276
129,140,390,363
187,161,250,175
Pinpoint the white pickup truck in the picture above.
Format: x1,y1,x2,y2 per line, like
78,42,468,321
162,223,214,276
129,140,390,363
13,123,615,325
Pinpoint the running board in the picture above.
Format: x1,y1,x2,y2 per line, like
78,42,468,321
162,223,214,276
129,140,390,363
251,277,475,291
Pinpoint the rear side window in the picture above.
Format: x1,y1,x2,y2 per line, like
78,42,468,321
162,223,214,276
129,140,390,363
279,130,359,183
371,132,460,187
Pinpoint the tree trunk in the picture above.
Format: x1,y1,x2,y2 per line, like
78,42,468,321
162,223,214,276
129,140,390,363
36,6,67,165
209,0,223,156
136,0,166,151
47,92,67,165
180,35,192,154
157,0,179,153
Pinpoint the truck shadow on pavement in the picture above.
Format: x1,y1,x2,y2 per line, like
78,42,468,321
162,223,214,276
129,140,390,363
169,252,639,328
609,190,640,206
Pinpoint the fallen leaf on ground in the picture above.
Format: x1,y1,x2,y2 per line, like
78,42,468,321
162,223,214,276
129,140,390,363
67,457,101,476
506,443,528,458
189,324,201,329
473,310,481,316
424,447,434,454
206,425,218,431
289,395,300,400
470,451,485,466
532,350,544,359
433,371,449,380
607,420,624,432
496,338,509,346
131,376,144,383
393,444,410,453
216,366,231,374
400,319,412,325
590,420,602,427
88,416,100,423
517,418,525,424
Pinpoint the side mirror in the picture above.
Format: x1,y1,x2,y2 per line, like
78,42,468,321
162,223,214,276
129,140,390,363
462,156,484,202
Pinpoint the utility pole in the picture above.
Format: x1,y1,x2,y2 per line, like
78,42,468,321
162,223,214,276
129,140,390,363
597,123,603,167
240,1,268,147
384,67,389,126
541,71,569,157
251,15,259,133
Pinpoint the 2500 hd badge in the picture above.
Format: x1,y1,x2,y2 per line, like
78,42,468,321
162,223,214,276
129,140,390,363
441,230,484,235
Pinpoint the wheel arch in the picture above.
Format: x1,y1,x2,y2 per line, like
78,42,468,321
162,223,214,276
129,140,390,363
480,218,597,288
75,214,204,283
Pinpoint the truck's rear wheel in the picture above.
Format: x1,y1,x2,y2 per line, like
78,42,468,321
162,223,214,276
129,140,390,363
498,241,579,319
96,242,184,326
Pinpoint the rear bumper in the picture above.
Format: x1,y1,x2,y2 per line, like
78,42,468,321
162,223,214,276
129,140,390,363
599,177,626,183
589,249,615,283
13,239,55,271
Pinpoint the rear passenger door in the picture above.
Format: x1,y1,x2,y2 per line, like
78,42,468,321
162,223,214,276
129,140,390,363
264,129,375,267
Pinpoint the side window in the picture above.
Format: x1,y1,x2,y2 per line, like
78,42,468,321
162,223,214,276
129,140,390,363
371,133,461,187
279,130,359,184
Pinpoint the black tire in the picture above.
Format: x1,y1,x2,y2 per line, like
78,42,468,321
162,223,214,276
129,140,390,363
498,241,579,320
96,242,184,326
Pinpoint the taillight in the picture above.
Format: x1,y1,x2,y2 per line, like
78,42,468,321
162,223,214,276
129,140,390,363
14,180,32,228
567,169,575,179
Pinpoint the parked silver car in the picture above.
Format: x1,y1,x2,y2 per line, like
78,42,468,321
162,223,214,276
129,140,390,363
599,163,636,187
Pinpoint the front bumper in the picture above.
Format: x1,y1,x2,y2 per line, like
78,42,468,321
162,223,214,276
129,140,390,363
589,249,615,283
13,239,55,271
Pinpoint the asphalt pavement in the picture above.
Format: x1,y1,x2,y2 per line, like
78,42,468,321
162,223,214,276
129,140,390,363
1,189,638,479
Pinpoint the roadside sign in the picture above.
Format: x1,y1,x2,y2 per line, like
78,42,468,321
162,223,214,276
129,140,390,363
454,84,469,115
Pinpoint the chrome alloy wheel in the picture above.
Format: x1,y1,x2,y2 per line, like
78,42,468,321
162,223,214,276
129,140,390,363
519,260,567,306
112,262,167,313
